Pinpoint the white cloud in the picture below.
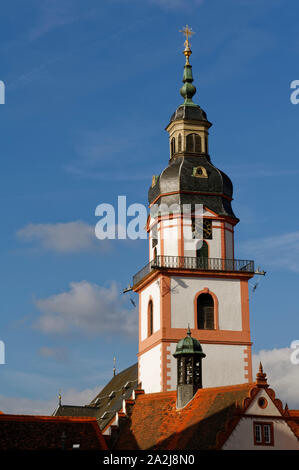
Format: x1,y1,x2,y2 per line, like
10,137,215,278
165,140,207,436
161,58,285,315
34,281,138,337
253,347,299,408
0,386,100,416
16,221,109,254
239,231,299,273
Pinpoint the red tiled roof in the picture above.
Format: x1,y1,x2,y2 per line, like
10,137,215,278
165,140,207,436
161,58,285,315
115,383,254,450
287,411,299,439
0,414,107,450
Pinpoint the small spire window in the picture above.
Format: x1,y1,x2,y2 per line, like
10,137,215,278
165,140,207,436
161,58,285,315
171,137,176,156
186,133,202,153
178,134,182,152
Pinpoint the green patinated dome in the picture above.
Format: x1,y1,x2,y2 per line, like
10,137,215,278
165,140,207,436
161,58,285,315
173,326,206,358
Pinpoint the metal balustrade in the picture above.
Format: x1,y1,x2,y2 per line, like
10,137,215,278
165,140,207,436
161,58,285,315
133,255,254,286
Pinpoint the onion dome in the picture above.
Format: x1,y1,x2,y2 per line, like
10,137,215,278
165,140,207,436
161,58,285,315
173,326,206,359
149,155,237,219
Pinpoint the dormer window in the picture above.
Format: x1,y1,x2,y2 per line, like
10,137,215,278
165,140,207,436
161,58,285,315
186,133,202,153
192,166,208,178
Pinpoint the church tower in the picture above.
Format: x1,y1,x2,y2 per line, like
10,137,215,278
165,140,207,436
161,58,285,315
132,26,255,393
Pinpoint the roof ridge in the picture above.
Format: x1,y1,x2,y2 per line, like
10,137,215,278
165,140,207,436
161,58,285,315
195,382,254,395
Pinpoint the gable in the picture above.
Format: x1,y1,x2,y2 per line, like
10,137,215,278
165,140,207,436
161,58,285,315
223,416,299,450
244,389,282,417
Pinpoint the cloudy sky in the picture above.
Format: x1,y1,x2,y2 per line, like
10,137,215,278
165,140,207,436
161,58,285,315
0,0,299,414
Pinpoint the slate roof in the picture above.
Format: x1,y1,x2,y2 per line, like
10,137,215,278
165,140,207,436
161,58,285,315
114,383,253,450
0,414,107,450
169,104,209,124
54,363,138,431
148,155,238,220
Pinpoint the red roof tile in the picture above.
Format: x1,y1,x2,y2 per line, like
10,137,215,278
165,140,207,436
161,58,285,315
0,414,107,450
115,383,253,450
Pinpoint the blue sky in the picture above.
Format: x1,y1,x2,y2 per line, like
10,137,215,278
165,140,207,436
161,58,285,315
0,0,299,413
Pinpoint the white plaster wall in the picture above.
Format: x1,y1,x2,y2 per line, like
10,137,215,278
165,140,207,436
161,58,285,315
166,342,246,390
202,343,246,387
170,276,242,331
223,417,299,450
245,389,281,416
167,342,178,391
140,281,161,341
162,219,179,256
208,223,222,258
225,228,234,260
139,344,161,393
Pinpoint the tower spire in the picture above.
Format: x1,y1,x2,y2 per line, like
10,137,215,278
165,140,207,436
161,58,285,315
256,362,269,388
179,25,197,106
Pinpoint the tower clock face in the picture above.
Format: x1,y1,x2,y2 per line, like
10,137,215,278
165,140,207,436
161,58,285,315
203,219,212,239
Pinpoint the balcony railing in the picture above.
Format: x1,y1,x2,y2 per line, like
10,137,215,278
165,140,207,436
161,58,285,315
133,255,254,286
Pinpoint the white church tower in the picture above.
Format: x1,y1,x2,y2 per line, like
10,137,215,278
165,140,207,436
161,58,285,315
132,27,255,393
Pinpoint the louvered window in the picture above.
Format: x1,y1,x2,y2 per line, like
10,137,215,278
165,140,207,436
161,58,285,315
171,137,176,156
186,133,202,153
178,133,182,152
197,293,214,330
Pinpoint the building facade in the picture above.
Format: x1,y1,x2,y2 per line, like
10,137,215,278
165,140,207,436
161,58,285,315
133,30,255,394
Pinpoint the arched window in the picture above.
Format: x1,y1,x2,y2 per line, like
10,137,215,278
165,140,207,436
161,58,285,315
171,137,176,156
196,241,209,269
186,133,202,153
148,300,153,336
178,134,182,152
197,293,214,330
196,241,208,258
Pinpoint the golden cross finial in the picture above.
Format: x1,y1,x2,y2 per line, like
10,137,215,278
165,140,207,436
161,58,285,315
180,25,195,48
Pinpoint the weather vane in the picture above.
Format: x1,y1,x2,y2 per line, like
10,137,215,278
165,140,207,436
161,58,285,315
179,25,195,64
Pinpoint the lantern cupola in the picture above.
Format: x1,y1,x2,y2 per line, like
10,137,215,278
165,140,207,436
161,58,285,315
173,326,206,408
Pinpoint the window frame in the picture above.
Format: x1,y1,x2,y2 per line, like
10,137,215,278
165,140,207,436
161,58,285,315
147,300,154,337
186,133,202,153
253,421,274,446
197,292,215,330
171,137,176,156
